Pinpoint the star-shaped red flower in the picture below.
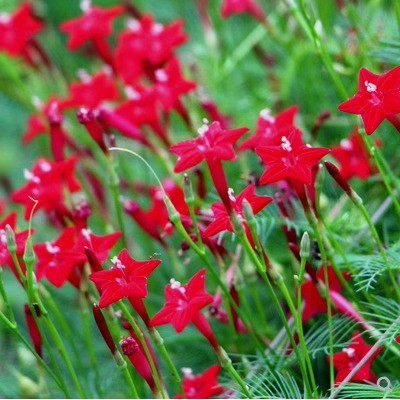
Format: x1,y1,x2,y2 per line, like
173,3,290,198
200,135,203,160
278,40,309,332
150,270,213,333
60,5,124,50
124,178,189,243
331,127,378,180
11,158,81,220
153,57,196,112
63,70,120,109
90,249,160,308
221,0,266,21
338,67,400,134
175,365,225,399
203,184,272,237
0,3,43,57
35,227,80,287
115,14,188,84
256,128,330,185
239,106,298,151
170,121,248,173
331,331,382,384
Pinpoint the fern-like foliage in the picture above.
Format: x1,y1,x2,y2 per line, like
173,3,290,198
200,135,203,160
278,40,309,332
370,38,400,66
336,242,400,292
225,357,304,399
361,296,400,346
338,381,400,399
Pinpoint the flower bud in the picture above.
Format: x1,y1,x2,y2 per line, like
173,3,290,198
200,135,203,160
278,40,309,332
300,232,310,259
120,336,139,356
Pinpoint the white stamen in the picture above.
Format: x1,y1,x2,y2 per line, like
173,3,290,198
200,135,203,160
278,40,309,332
365,81,377,93
80,0,91,13
197,121,209,136
170,278,182,289
181,368,194,378
81,228,92,242
281,136,292,152
77,69,92,83
23,169,40,184
125,86,141,100
45,242,60,254
111,256,125,269
0,13,11,23
39,161,52,173
259,108,276,124
340,139,352,150
32,96,43,110
151,23,164,34
343,347,355,358
126,18,140,31
155,69,168,82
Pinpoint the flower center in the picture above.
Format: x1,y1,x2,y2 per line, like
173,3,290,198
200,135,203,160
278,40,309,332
45,242,60,254
281,136,292,152
364,80,377,93
111,256,125,269
343,347,355,358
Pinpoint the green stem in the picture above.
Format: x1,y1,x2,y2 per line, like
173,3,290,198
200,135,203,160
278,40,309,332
0,268,16,325
237,232,314,397
105,153,128,249
217,347,252,398
150,328,185,397
0,309,69,397
118,302,166,399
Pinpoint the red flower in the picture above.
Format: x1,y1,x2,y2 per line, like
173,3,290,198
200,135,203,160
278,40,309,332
124,178,189,244
203,184,272,237
63,70,119,109
301,265,350,322
151,270,213,333
331,331,381,384
338,67,400,134
35,228,121,288
0,3,43,57
176,365,225,399
115,85,167,145
90,249,160,308
35,227,80,287
11,158,81,220
153,57,196,112
331,127,378,180
170,121,248,173
256,128,330,185
115,15,188,84
221,0,266,21
60,5,123,50
239,106,299,151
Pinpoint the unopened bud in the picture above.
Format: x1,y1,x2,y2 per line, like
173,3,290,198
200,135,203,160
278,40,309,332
300,232,310,259
120,336,139,356
23,237,36,266
242,199,255,225
5,225,17,252
164,195,179,223
183,173,194,204
230,212,244,236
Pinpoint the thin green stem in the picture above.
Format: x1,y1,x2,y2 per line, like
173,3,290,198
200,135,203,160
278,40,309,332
0,268,16,325
0,309,69,397
105,153,128,249
118,302,166,399
237,232,314,397
150,328,184,397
